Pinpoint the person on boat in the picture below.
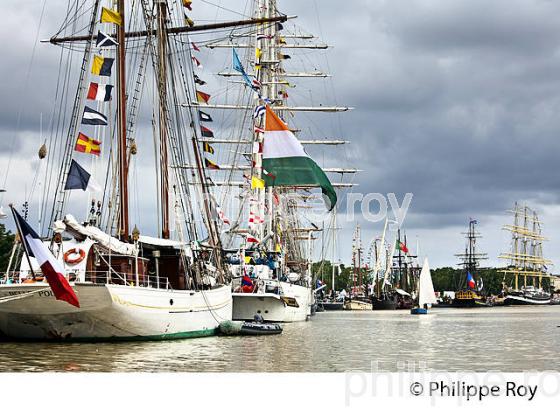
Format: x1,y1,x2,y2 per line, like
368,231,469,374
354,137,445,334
337,288,347,302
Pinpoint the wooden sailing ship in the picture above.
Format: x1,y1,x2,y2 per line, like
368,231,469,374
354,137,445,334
0,1,293,340
453,218,488,307
177,0,356,322
498,203,553,305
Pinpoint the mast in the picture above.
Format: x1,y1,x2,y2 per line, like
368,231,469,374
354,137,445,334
117,0,129,241
499,203,552,290
156,0,170,239
455,219,487,290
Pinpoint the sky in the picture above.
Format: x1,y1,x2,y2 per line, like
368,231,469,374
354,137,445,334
1,0,560,270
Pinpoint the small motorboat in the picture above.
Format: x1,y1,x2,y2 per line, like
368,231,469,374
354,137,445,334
219,315,283,336
410,307,428,315
240,322,283,336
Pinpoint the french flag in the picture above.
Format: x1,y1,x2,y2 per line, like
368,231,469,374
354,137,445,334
12,207,80,308
467,272,476,289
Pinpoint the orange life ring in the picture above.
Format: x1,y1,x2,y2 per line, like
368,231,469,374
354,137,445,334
64,248,86,265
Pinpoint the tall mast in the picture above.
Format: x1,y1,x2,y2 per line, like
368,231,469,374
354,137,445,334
156,0,170,239
117,0,129,241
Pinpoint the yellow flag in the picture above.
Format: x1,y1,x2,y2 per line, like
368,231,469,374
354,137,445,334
251,176,265,189
244,256,253,264
101,7,123,26
275,243,281,252
255,48,262,60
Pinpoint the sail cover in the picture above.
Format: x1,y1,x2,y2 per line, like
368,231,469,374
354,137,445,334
261,105,337,211
418,257,437,306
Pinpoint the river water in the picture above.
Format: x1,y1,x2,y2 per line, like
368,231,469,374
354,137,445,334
1,306,559,372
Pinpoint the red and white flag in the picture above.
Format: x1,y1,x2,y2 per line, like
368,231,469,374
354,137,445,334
87,82,113,101
246,234,259,244
12,207,80,307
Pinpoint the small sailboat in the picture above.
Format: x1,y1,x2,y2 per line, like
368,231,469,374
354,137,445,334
411,258,437,315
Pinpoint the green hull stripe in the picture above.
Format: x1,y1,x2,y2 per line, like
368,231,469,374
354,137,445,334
1,327,218,343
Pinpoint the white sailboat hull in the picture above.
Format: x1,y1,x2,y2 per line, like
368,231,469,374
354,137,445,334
232,282,311,322
0,283,232,341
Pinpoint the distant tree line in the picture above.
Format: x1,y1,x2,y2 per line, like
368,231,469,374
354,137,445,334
0,222,15,272
312,260,551,295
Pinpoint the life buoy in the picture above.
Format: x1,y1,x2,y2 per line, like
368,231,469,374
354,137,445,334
64,248,86,265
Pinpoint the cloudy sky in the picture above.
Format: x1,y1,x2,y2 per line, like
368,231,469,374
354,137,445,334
1,0,560,270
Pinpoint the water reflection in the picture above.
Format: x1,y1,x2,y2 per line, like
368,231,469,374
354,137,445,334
1,306,559,372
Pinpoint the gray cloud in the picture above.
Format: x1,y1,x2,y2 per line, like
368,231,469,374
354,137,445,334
2,0,560,268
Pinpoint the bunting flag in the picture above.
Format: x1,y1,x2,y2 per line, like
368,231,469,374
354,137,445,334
262,105,337,211
279,37,287,45
255,48,262,60
254,125,265,133
204,158,220,170
91,55,114,76
87,82,113,101
201,126,214,138
198,110,213,122
191,56,202,68
252,142,262,154
253,105,265,119
278,53,291,60
196,90,210,104
191,41,200,52
246,234,259,244
256,34,271,41
277,23,284,31
233,49,258,91
218,206,230,225
249,211,264,225
251,176,265,189
263,168,276,180
184,14,195,27
182,0,193,10
203,142,214,154
96,31,118,47
101,7,123,26
74,133,101,156
193,74,206,86
11,207,80,308
64,160,101,192
82,106,108,126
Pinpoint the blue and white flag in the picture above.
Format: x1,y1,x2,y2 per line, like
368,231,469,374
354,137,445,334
253,105,266,119
96,31,118,47
64,160,101,192
82,106,108,126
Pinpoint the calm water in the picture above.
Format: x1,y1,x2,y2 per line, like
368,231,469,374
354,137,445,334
1,306,559,372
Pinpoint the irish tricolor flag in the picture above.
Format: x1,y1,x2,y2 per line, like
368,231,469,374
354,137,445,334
262,106,337,211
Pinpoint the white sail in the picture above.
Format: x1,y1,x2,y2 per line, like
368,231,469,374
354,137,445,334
418,258,437,306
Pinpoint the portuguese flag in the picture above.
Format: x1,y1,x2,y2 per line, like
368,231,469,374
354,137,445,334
396,240,409,254
261,105,337,211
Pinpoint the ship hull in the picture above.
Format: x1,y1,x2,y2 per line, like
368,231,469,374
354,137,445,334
232,282,311,322
344,299,372,310
321,301,344,310
371,296,397,310
503,294,551,306
0,283,232,341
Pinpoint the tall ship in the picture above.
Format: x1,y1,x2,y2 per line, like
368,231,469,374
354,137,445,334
453,219,488,307
179,0,354,322
369,222,415,310
499,203,553,305
0,1,302,339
